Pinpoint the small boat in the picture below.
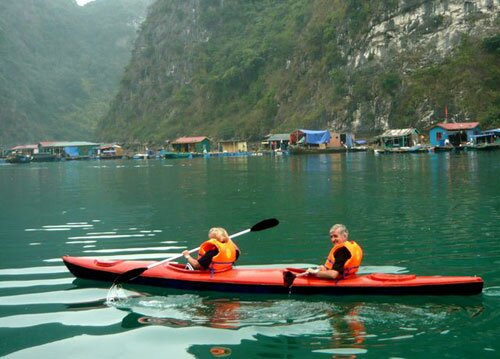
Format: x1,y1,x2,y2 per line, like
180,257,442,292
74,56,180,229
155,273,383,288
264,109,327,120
406,144,430,153
6,153,31,163
464,143,500,151
162,151,192,159
288,145,347,155
132,153,152,160
62,256,483,296
31,153,60,162
432,146,454,152
348,146,368,152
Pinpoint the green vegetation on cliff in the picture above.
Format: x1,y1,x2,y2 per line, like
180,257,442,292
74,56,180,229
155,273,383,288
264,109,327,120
98,0,499,143
0,0,151,145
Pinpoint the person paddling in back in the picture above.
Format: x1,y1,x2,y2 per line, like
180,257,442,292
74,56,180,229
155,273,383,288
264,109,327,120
183,227,240,272
305,224,363,279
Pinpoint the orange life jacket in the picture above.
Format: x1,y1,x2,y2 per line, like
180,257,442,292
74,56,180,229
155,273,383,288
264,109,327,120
198,238,238,273
324,240,363,278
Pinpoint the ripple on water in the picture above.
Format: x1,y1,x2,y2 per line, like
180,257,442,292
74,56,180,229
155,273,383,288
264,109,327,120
109,293,205,323
0,266,68,275
313,348,368,355
108,291,340,329
482,286,500,297
0,288,113,305
0,277,74,289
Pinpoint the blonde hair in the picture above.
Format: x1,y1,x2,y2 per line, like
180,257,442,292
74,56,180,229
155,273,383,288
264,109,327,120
208,227,230,243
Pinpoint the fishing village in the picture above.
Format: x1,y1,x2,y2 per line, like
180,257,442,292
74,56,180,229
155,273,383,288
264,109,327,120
3,122,499,163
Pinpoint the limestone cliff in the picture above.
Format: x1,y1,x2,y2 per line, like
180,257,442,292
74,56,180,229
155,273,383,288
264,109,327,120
98,0,499,142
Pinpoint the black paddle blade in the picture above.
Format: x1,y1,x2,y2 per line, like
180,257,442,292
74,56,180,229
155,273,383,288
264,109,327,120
251,218,279,232
113,267,147,284
283,270,297,288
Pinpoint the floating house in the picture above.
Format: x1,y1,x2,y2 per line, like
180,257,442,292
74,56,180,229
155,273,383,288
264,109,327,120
290,130,331,146
266,134,290,151
171,136,211,153
289,129,342,154
377,128,420,148
328,131,355,149
38,141,100,159
466,129,500,150
10,144,38,156
98,144,124,159
429,122,481,147
218,140,248,153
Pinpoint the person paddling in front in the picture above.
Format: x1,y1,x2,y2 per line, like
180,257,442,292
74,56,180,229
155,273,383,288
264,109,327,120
305,224,363,279
183,227,240,272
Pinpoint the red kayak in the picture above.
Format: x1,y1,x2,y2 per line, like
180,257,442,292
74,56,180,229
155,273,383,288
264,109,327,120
62,256,483,296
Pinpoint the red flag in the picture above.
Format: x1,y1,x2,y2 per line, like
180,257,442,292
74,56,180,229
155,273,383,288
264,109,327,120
445,106,448,122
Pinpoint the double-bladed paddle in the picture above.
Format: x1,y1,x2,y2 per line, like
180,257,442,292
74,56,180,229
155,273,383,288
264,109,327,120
113,218,279,284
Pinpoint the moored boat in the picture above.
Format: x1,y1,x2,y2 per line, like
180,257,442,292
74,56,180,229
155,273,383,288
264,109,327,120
288,145,347,155
6,153,31,163
62,256,483,296
162,151,192,159
31,153,60,162
463,143,500,151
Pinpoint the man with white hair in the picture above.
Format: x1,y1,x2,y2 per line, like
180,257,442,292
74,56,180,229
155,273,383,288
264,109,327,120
305,224,363,280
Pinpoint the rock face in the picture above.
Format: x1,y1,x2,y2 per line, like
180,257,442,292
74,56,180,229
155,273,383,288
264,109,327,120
98,0,499,142
358,1,497,66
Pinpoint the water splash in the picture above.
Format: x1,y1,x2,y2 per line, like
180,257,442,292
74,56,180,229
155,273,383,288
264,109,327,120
105,284,129,305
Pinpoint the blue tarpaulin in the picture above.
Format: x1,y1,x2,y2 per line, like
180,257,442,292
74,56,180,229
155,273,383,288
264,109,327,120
299,129,331,144
64,147,80,157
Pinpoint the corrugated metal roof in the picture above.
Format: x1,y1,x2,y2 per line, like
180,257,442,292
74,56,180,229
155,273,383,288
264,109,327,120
39,141,99,147
267,134,290,141
379,128,418,137
434,122,480,130
100,144,122,149
172,136,208,144
11,144,38,150
219,139,246,143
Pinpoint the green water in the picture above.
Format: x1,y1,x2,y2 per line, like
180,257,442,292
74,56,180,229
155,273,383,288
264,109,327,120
0,152,499,358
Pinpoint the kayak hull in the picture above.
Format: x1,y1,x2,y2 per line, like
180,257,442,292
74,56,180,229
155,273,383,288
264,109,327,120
62,256,484,296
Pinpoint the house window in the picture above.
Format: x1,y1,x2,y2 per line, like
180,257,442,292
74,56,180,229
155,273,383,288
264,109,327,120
436,132,442,141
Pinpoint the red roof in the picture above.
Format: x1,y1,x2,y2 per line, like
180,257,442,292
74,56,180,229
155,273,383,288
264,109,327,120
172,136,208,144
11,144,38,150
434,122,480,130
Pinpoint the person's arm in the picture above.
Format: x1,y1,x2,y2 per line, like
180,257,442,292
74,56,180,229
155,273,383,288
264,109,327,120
308,247,351,280
188,249,219,270
197,249,219,269
183,250,202,270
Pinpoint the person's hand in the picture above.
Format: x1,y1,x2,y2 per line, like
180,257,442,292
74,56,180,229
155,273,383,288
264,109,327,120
182,250,190,258
305,267,320,274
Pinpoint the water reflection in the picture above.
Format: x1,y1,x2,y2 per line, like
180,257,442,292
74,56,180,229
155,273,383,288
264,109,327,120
102,287,489,358
0,275,487,358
